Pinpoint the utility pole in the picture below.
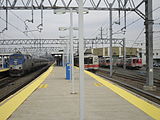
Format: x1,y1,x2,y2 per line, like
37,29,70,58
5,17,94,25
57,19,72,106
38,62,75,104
144,0,156,90
109,3,113,77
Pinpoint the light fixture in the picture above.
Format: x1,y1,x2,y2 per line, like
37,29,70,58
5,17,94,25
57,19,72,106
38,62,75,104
54,8,89,15
59,27,68,31
76,9,89,14
54,8,66,14
59,35,77,38
73,27,78,30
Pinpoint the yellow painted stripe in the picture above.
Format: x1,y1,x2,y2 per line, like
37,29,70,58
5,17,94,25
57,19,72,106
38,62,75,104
39,84,43,88
94,83,99,87
85,70,160,120
94,83,103,87
44,84,48,88
0,68,9,72
0,65,54,120
39,84,48,88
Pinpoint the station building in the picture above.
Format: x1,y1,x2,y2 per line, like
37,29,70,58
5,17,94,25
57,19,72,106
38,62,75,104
86,47,160,65
141,48,160,65
85,47,142,58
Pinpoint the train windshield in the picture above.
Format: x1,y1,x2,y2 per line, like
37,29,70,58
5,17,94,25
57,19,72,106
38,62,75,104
84,57,93,64
10,55,23,59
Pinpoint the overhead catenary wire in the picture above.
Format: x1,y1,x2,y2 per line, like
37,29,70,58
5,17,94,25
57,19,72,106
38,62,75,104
131,27,145,47
86,11,133,38
0,16,32,39
9,10,37,38
113,6,160,34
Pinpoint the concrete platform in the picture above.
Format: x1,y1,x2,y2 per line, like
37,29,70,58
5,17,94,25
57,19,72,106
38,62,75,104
1,66,160,120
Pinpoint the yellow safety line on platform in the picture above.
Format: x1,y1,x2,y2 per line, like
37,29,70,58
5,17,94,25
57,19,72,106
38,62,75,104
94,82,103,87
0,68,9,72
0,65,54,120
39,84,48,88
85,70,160,120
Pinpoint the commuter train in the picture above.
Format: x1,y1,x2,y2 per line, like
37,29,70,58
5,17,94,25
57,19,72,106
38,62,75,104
74,54,99,71
9,52,50,76
99,57,114,67
99,57,142,69
117,57,142,69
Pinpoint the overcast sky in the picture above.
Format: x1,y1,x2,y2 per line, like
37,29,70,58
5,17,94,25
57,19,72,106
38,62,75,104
0,0,159,50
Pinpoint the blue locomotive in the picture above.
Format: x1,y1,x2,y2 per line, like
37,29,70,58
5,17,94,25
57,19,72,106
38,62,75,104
9,52,49,76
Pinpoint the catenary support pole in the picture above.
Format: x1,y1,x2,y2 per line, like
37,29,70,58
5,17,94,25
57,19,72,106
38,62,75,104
78,0,85,119
70,8,75,94
123,38,126,70
144,0,155,90
67,39,70,63
109,3,113,77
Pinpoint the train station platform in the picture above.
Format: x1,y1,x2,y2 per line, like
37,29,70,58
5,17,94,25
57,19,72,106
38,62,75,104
0,68,9,73
0,65,160,120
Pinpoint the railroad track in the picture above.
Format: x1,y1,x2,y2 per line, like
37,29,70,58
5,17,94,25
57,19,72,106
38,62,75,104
98,68,160,87
0,65,50,102
0,77,18,88
96,72,160,105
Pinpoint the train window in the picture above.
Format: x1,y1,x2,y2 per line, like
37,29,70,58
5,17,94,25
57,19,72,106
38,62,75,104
136,59,139,63
94,57,98,62
106,60,110,63
84,57,93,64
133,59,136,63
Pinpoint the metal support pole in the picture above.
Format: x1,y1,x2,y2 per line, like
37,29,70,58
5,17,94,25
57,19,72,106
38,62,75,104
67,39,70,63
70,8,76,94
65,45,67,66
62,51,65,67
6,0,8,30
78,0,85,120
144,0,156,90
109,3,113,77
123,38,126,70
31,0,34,23
2,56,4,69
41,2,43,27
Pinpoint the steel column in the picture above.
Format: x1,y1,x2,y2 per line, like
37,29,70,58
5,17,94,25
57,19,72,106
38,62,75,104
109,3,113,77
123,38,126,70
69,8,75,94
67,39,70,63
145,0,154,86
78,0,85,119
